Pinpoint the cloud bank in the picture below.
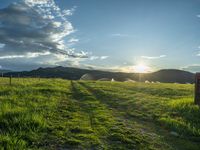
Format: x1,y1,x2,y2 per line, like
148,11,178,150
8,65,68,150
0,0,88,70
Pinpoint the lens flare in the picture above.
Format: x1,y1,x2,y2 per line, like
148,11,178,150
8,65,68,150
133,64,151,73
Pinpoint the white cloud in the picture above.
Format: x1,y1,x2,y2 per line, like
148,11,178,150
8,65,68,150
111,33,128,37
24,0,50,5
0,52,51,59
141,55,166,59
196,51,200,56
89,55,109,60
90,56,99,60
100,56,109,60
52,21,62,28
62,6,76,16
181,64,200,73
68,38,79,43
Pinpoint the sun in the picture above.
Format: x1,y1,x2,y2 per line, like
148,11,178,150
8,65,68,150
133,64,151,73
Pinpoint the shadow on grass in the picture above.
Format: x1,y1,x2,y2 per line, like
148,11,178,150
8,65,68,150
70,81,145,149
70,81,93,100
78,81,141,119
78,81,200,150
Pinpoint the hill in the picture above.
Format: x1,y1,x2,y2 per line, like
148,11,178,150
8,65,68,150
140,69,194,83
0,69,12,74
4,66,195,83
0,78,199,149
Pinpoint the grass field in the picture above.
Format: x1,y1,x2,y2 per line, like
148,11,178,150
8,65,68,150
0,78,200,150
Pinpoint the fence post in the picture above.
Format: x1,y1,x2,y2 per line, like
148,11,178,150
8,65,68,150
195,73,200,105
18,74,20,81
9,75,12,85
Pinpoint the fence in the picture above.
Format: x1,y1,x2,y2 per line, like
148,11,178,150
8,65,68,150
0,76,49,85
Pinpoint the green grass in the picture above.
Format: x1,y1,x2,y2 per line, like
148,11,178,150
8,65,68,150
0,78,199,149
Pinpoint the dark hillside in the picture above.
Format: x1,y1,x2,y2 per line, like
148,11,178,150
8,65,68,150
4,67,195,83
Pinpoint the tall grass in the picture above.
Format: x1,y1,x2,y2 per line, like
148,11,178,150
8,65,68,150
160,98,200,137
0,78,199,149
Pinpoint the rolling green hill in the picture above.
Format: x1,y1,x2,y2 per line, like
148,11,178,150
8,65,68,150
0,78,199,149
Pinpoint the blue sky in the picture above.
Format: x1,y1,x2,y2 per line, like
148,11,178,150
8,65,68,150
0,0,200,72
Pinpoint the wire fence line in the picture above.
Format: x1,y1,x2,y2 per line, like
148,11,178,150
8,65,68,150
0,76,59,85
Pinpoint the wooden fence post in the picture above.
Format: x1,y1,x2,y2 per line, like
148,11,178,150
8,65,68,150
195,73,200,105
18,74,20,81
9,75,12,85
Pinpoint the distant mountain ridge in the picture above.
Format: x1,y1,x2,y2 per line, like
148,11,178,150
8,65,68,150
4,66,195,83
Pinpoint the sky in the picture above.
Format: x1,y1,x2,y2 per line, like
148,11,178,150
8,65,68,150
0,0,200,72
